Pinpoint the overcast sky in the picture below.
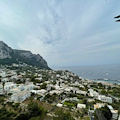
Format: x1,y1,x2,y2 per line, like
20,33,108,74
0,0,120,67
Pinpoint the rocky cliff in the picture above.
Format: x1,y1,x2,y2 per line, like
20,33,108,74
0,41,50,69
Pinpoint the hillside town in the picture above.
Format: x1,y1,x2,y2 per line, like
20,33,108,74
0,63,120,120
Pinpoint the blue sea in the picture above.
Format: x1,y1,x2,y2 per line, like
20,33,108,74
52,65,120,84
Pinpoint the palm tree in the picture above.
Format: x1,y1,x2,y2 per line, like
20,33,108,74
114,15,120,22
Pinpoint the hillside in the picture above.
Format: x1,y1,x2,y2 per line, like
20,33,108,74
0,41,50,69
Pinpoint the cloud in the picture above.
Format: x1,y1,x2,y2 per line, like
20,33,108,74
0,0,120,66
17,0,67,64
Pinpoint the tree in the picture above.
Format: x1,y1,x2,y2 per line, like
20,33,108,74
53,109,74,120
0,97,4,104
105,1,120,22
0,107,15,120
27,102,45,119
15,113,29,120
2,82,5,94
94,105,112,120
100,89,107,95
40,83,47,89
81,108,88,115
29,116,41,120
118,106,120,115
29,96,34,102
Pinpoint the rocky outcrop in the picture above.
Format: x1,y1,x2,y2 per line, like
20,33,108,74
0,41,12,59
0,41,50,69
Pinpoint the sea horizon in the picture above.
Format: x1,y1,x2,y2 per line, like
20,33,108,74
52,65,120,84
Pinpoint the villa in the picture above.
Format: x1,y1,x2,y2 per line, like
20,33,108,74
98,95,112,103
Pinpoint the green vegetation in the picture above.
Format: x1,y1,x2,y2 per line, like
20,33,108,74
27,102,46,119
53,109,75,120
94,105,112,120
111,87,120,98
40,83,47,89
44,93,59,103
0,63,120,120
0,96,4,104
63,101,77,108
0,107,16,120
0,101,46,120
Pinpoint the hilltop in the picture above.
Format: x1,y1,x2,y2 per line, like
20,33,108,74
0,41,50,69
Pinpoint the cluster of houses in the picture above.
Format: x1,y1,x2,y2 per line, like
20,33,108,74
0,66,116,105
88,89,112,103
0,81,35,102
0,64,120,119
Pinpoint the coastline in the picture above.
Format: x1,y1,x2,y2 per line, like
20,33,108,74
52,65,120,85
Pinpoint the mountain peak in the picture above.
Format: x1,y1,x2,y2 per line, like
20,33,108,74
0,41,4,43
0,41,50,69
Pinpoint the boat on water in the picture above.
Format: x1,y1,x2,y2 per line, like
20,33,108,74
103,78,108,81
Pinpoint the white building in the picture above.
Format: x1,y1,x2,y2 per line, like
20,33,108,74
0,71,7,77
0,82,17,94
11,90,31,102
98,95,112,103
88,89,99,98
57,103,63,107
31,89,47,96
4,82,17,93
64,87,73,93
1,78,9,82
10,75,18,80
76,90,87,95
77,103,86,109
49,90,61,95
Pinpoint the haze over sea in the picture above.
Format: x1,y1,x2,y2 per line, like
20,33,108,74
52,65,120,84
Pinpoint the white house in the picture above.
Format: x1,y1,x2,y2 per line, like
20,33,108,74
70,97,79,102
49,90,61,95
76,90,87,95
0,71,7,77
5,82,17,91
64,87,73,92
98,95,112,103
88,89,99,98
31,89,47,96
1,78,9,82
10,75,18,80
57,103,63,107
11,90,31,102
0,82,17,94
77,103,86,109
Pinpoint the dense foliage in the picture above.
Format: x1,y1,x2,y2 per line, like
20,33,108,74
53,109,75,120
94,105,112,120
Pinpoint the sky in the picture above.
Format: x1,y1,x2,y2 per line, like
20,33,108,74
0,0,120,67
